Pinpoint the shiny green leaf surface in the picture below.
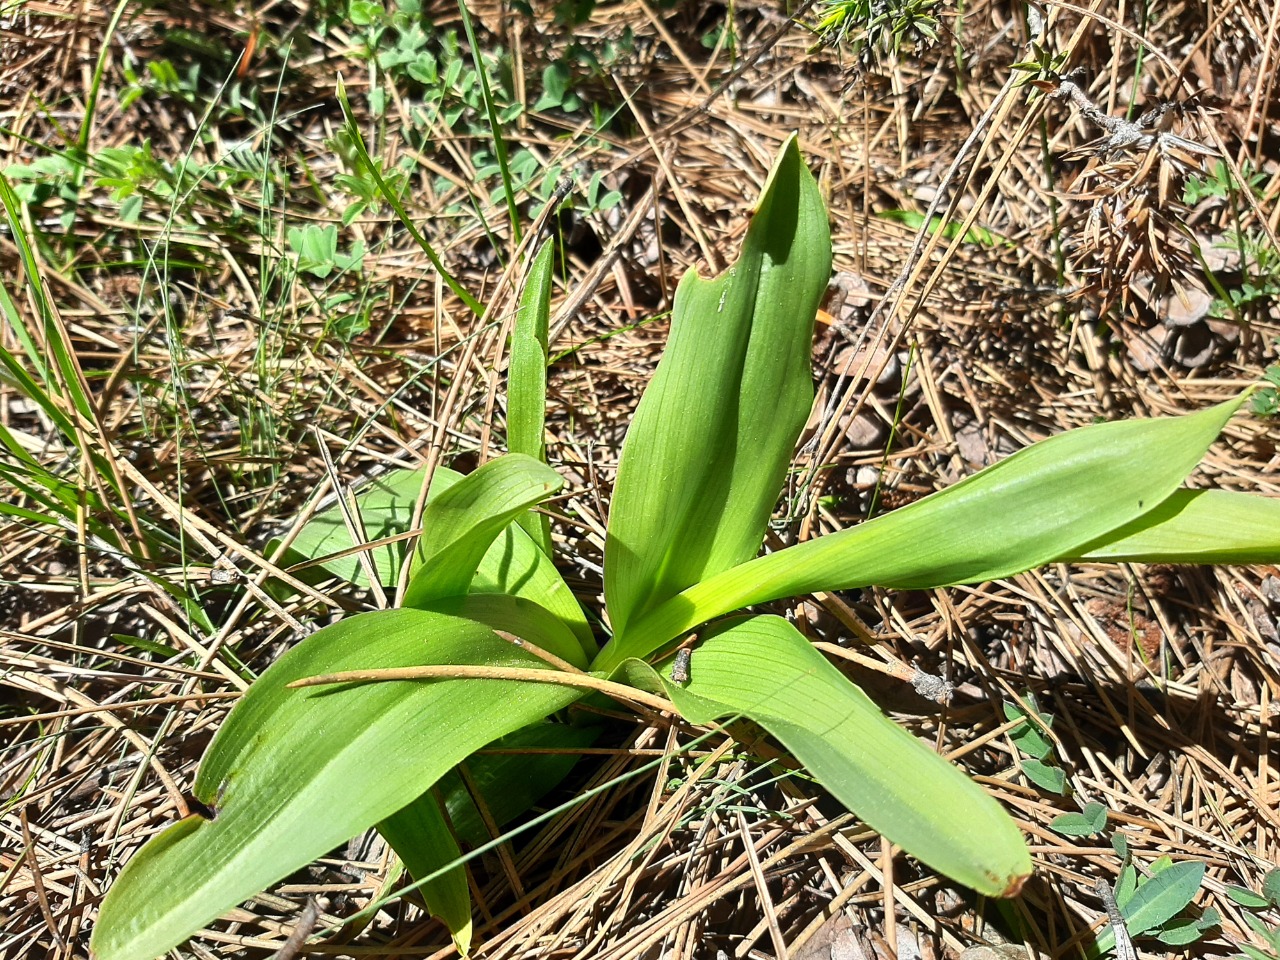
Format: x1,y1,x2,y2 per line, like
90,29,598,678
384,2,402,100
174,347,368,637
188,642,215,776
378,793,472,955
402,454,562,607
600,396,1246,668
90,609,580,960
631,616,1031,896
277,464,593,653
1068,488,1280,563
604,134,832,637
1095,860,1205,954
509,241,555,552
271,468,427,589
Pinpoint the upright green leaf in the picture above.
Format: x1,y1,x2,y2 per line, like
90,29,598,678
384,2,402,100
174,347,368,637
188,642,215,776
508,242,555,553
598,396,1247,669
403,454,562,607
90,609,582,960
275,465,595,654
625,615,1031,896
604,135,832,637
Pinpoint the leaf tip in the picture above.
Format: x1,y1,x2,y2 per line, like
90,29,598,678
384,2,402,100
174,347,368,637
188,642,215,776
997,869,1032,898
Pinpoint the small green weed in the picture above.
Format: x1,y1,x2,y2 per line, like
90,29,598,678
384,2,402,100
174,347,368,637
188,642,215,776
287,224,366,279
1252,363,1280,417
1050,801,1108,837
814,0,940,61
1227,868,1280,960
1184,159,1268,206
1005,695,1069,794
1094,839,1219,953
1207,230,1280,322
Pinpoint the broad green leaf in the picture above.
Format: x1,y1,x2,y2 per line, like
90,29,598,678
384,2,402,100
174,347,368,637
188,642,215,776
90,609,582,960
509,241,555,553
1155,913,1218,946
1004,698,1054,760
1225,885,1272,909
1050,802,1108,837
1070,489,1280,563
425,593,589,668
1049,812,1098,836
624,615,1031,897
378,793,472,955
1019,759,1068,794
275,465,595,654
599,396,1247,668
403,454,562,607
472,523,597,655
271,468,426,588
604,134,832,637
1095,860,1205,955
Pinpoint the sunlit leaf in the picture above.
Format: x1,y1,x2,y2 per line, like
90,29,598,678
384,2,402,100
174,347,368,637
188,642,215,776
1070,489,1280,563
90,609,581,960
509,241,555,552
622,615,1031,896
604,134,832,636
1095,860,1205,955
601,396,1248,668
379,793,472,955
276,465,594,654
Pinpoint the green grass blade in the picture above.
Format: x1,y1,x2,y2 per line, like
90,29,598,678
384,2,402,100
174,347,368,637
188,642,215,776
76,0,131,156
1067,489,1280,563
628,615,1031,896
89,609,582,960
598,395,1248,669
456,0,521,243
604,135,832,637
0,171,96,424
334,79,482,316
508,242,555,552
378,794,473,955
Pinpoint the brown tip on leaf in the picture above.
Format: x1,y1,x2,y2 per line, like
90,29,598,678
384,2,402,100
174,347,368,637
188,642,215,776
183,792,217,821
998,870,1031,898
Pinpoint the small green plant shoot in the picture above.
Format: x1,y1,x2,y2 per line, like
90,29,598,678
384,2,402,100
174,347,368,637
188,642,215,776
90,137,1280,960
